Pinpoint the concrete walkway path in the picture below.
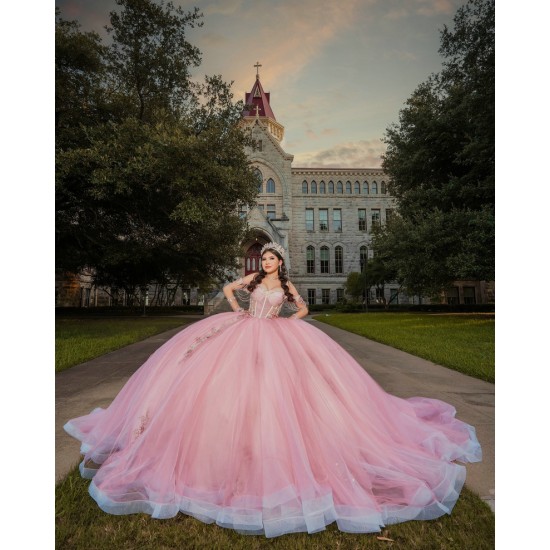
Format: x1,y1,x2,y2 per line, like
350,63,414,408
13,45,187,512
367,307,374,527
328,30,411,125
56,315,494,513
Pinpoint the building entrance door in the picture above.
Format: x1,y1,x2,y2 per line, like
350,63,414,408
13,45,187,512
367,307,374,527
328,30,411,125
245,243,263,275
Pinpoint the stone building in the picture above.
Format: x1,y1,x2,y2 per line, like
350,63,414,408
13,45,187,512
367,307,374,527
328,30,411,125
225,71,414,309
56,68,492,309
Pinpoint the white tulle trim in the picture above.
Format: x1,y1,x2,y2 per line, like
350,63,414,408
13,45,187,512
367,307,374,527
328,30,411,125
84,465,466,538
64,412,105,456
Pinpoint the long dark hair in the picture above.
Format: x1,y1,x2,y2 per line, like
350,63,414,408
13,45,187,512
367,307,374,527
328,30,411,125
246,248,295,303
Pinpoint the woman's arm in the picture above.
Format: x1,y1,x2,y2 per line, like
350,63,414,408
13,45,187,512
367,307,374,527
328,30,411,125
287,282,309,320
223,273,257,312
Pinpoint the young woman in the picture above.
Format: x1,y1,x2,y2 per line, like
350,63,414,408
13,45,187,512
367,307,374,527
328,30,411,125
64,242,481,538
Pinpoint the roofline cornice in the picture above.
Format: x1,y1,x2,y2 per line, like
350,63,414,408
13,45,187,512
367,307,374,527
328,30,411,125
292,167,387,176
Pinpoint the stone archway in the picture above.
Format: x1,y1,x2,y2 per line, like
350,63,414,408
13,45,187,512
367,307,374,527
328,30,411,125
242,232,273,275
244,242,263,275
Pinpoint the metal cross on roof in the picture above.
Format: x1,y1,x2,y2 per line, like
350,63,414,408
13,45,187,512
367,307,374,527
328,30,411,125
254,61,262,79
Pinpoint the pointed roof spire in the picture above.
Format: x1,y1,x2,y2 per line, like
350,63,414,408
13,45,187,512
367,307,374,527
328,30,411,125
242,62,276,120
241,63,285,142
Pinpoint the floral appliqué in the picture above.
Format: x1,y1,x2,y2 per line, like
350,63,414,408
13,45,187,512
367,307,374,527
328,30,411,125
133,412,150,440
182,315,244,359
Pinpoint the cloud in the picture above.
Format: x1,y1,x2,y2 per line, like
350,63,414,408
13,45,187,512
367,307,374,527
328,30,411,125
302,122,339,140
385,7,409,19
203,0,244,16
305,126,340,140
384,49,418,61
200,32,229,47
293,139,387,168
415,0,454,16
227,0,368,97
383,0,454,19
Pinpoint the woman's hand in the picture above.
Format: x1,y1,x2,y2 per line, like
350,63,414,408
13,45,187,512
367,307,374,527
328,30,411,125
223,273,256,312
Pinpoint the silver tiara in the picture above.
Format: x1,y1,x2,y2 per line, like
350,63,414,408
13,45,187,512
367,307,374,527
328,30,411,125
260,241,285,257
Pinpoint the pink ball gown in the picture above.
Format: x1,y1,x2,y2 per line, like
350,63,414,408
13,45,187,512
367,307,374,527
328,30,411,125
64,284,481,538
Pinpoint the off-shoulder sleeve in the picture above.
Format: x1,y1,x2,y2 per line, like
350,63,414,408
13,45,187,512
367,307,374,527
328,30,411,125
283,282,308,313
232,278,247,292
224,273,255,292
224,273,256,302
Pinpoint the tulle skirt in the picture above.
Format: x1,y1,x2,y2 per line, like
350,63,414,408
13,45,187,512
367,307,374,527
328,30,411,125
64,312,481,537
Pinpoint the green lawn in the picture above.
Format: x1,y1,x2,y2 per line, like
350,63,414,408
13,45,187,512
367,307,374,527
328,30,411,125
314,313,494,383
56,464,494,550
56,317,195,372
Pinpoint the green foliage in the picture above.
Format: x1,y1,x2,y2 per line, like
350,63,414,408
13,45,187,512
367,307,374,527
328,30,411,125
55,305,203,317
56,116,257,289
373,208,494,296
315,313,495,383
56,1,258,292
55,317,194,372
344,272,364,302
105,0,202,123
55,7,110,150
380,0,494,294
345,256,397,304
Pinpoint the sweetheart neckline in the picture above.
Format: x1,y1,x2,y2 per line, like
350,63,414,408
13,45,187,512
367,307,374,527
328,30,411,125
257,284,284,294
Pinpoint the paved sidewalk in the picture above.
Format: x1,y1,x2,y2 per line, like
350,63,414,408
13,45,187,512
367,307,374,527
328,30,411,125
56,315,494,513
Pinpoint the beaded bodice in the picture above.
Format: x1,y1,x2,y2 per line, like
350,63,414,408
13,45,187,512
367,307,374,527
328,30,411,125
248,285,286,318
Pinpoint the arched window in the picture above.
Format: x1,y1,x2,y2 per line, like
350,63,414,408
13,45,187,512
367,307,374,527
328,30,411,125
345,181,352,194
319,181,326,194
328,181,334,194
381,181,386,194
371,181,378,194
320,246,330,273
337,181,343,194
335,246,343,273
306,246,315,274
254,168,263,193
302,180,308,194
266,178,275,193
360,246,368,272
363,181,369,194
311,180,317,194
354,181,360,194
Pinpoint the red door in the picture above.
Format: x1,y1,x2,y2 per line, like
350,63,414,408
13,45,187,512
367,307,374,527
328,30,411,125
245,243,263,275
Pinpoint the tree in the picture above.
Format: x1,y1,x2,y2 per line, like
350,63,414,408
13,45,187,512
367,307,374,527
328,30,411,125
379,0,494,294
363,255,396,307
55,7,110,150
344,272,364,303
104,0,202,123
344,255,397,307
372,211,494,298
56,1,258,294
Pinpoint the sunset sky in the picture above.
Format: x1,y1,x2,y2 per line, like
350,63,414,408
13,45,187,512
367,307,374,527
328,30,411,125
56,0,468,168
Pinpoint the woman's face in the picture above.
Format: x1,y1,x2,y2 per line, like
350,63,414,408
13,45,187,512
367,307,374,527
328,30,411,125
261,251,282,275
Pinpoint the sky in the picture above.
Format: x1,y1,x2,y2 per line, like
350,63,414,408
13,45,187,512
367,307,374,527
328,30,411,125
56,0,467,168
